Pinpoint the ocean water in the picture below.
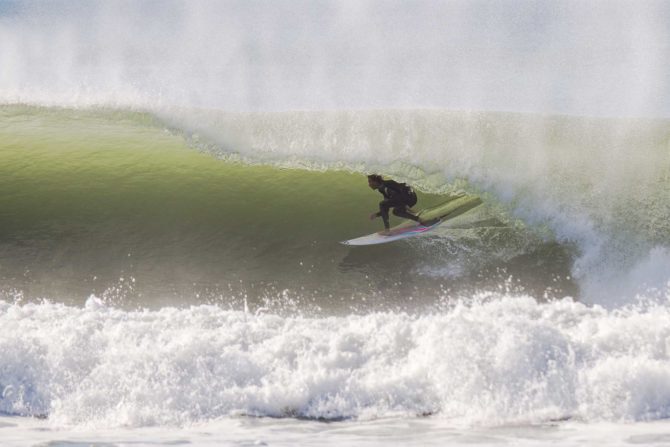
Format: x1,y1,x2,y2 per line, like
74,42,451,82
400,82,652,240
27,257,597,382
2,2,670,446
1,104,669,446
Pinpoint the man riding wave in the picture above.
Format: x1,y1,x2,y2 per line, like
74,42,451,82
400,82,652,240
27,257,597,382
367,174,433,234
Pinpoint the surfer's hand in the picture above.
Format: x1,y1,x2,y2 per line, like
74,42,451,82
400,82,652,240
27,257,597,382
369,213,378,220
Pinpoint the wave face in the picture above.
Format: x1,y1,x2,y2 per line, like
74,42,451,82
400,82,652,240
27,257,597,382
1,105,669,308
2,296,670,427
161,107,670,306
0,105,578,309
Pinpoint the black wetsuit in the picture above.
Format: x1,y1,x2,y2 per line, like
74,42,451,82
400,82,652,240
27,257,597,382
374,180,420,229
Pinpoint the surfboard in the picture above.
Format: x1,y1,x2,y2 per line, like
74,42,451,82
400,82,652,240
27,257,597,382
341,193,483,246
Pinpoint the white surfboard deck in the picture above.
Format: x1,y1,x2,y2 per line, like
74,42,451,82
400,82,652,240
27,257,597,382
341,219,443,246
341,193,482,246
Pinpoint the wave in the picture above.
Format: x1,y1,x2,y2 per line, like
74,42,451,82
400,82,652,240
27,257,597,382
156,107,670,305
0,105,568,308
3,2,670,437
1,105,669,306
2,295,670,427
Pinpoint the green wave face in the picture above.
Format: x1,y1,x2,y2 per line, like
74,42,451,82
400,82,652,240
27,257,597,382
0,106,574,309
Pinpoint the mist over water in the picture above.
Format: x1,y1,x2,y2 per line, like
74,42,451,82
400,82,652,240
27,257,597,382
1,0,670,116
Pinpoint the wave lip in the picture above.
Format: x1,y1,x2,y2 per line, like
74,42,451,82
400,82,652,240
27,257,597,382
1,295,670,427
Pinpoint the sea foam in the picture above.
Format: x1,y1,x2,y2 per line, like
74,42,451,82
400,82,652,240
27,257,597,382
2,294,670,428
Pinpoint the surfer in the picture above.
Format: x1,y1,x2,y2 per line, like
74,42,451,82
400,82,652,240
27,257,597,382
367,174,424,234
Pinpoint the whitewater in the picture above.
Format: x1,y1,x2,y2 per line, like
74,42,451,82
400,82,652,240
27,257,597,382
2,1,670,446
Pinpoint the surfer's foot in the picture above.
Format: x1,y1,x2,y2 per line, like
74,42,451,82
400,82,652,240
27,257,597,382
378,229,391,236
420,218,440,227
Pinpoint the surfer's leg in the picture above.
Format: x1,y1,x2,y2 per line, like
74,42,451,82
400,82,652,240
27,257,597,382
379,200,392,229
393,206,421,222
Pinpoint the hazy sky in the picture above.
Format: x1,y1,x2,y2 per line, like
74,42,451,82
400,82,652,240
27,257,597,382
1,0,669,116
